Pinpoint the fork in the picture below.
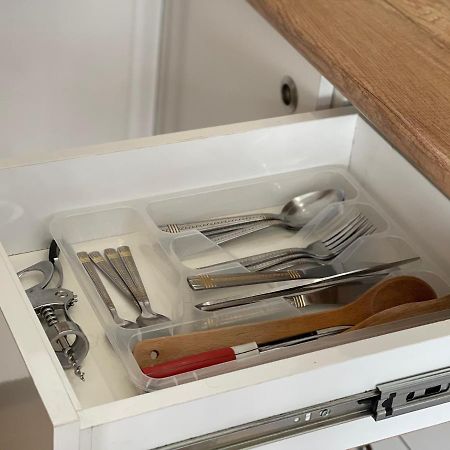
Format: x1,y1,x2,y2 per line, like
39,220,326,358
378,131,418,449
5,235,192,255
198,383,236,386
198,213,376,272
250,216,375,272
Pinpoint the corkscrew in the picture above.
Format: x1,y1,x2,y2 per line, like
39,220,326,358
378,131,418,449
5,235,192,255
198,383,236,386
17,241,89,381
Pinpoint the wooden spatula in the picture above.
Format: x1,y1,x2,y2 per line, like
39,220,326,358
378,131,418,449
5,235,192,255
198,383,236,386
133,276,436,368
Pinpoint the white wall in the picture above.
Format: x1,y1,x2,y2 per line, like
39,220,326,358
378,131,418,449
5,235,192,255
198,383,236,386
156,0,329,134
0,0,161,158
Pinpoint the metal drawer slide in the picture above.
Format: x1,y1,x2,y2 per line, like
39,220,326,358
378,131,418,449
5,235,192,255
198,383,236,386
159,367,450,450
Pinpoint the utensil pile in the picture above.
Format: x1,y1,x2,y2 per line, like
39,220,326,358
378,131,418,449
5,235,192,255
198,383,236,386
78,246,168,328
160,189,344,244
134,277,450,377
63,184,448,384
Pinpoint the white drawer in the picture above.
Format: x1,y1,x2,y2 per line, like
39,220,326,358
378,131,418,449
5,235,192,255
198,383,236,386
1,107,449,450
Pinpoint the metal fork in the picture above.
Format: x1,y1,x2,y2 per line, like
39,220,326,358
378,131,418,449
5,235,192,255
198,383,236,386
253,216,375,272
198,213,376,272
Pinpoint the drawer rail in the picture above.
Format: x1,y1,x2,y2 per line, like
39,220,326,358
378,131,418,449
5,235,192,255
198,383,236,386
158,367,450,450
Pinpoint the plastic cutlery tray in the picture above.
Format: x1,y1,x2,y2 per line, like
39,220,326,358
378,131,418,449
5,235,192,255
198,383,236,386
49,165,450,391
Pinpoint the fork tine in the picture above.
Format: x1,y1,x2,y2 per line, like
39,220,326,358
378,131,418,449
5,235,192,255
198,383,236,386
319,213,362,246
330,222,376,255
328,220,372,251
322,213,363,247
326,217,369,250
324,214,366,248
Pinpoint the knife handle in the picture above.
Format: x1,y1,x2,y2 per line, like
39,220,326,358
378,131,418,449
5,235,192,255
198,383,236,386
143,347,237,378
188,270,303,290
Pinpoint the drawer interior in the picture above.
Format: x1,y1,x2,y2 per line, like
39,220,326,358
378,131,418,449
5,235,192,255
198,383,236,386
1,109,449,428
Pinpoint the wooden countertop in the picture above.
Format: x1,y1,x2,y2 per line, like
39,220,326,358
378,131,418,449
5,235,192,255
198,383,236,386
249,0,450,197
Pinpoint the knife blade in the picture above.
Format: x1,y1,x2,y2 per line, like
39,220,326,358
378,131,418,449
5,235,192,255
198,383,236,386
194,257,420,311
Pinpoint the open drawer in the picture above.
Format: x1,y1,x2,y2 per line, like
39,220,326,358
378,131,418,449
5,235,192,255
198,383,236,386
1,107,450,450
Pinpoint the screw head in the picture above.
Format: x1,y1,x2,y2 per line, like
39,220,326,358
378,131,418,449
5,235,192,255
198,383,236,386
319,409,330,417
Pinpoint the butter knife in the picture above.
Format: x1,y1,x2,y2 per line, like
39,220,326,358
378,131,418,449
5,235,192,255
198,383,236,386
194,257,419,311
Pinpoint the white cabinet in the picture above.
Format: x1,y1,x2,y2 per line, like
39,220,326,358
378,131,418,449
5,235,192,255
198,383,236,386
156,0,330,133
0,107,449,450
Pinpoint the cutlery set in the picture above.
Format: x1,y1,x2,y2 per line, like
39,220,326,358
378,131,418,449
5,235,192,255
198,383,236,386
159,189,344,244
78,247,169,328
196,211,375,272
39,174,449,390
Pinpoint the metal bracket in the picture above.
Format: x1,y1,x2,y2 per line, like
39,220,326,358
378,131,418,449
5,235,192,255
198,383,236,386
375,367,450,420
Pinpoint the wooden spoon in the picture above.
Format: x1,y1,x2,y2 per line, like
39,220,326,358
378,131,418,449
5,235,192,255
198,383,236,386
348,294,450,331
133,276,436,368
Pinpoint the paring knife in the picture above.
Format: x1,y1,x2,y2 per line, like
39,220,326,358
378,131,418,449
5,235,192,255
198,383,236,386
194,257,420,311
143,326,349,378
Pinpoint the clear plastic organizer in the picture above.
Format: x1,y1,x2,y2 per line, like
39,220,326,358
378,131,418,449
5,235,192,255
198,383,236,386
49,165,450,391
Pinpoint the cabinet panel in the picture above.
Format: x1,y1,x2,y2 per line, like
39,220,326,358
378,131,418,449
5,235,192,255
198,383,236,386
156,0,328,133
0,0,161,158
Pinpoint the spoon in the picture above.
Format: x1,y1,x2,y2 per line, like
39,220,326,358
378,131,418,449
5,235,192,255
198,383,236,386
133,276,436,368
159,189,345,235
77,252,138,329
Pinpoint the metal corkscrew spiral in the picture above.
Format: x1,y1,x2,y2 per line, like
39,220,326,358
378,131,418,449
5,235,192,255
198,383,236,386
65,348,85,381
40,304,85,381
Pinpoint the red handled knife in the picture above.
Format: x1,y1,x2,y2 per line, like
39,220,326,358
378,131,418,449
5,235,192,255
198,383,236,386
143,326,348,378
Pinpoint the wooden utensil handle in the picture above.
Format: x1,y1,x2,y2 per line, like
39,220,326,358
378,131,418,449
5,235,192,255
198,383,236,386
143,347,237,378
349,295,450,331
133,276,436,368
134,307,342,368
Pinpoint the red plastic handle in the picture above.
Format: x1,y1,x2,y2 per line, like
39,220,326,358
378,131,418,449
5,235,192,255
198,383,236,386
142,347,236,378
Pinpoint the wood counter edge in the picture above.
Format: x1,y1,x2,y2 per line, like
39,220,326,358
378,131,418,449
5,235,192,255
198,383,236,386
248,0,450,198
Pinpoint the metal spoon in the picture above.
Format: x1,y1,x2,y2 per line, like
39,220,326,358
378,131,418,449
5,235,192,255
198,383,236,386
159,189,345,235
206,190,347,244
77,252,138,329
